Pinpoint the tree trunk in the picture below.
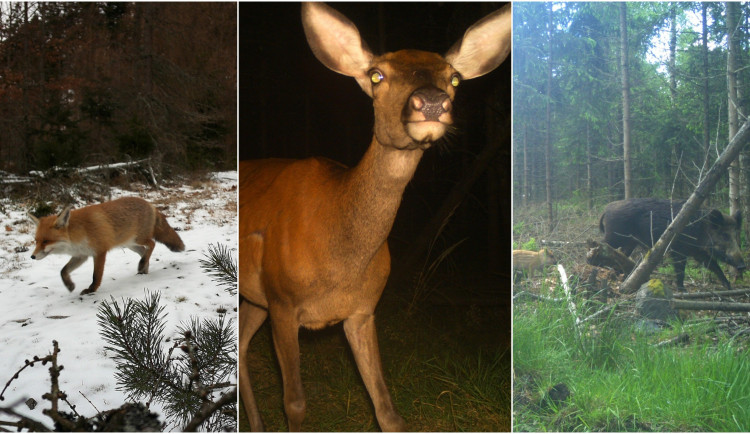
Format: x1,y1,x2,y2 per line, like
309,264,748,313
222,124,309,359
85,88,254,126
727,2,740,216
702,3,711,165
668,4,679,197
523,124,528,207
669,5,677,104
620,2,632,199
546,3,554,232
586,120,592,210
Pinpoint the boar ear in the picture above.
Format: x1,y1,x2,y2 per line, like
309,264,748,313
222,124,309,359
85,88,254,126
733,210,743,228
706,209,726,228
27,212,39,227
54,205,73,229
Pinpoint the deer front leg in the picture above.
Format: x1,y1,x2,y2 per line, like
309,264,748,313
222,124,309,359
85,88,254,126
239,301,269,431
343,313,406,432
270,309,306,431
61,256,87,291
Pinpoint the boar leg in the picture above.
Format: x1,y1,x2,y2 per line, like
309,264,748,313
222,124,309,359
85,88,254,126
671,253,688,292
705,258,732,290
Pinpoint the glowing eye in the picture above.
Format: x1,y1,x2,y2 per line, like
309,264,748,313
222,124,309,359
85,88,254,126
370,71,383,84
451,75,460,87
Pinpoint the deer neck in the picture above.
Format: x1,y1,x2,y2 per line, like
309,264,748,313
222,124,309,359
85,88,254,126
336,136,424,265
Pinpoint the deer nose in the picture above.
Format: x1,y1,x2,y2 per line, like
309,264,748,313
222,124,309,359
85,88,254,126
409,87,451,122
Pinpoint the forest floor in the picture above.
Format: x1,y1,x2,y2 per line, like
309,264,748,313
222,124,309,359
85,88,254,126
0,171,237,431
239,264,511,432
513,202,750,432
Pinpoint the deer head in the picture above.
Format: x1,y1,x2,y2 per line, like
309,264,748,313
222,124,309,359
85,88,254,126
302,3,511,151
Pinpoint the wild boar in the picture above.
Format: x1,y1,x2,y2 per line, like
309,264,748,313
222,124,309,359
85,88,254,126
599,198,745,291
513,248,558,278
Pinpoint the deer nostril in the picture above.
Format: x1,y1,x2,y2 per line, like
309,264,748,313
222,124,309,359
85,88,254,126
442,98,452,112
411,95,425,111
409,87,451,121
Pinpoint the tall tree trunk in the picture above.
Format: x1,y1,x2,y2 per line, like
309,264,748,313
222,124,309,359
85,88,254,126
702,3,711,165
727,2,740,216
620,2,633,199
545,3,554,232
586,120,593,210
669,5,677,104
522,124,528,208
669,3,679,197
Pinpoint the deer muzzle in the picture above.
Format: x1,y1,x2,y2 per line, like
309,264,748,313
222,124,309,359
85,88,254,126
404,86,452,143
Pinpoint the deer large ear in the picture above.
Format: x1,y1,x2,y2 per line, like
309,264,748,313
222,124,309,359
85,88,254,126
302,2,374,95
445,4,511,80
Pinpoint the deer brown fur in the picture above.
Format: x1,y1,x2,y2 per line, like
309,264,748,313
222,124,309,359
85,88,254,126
239,3,511,431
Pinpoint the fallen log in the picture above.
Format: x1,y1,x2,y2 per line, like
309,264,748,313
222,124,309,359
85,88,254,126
673,288,750,299
585,239,636,275
671,299,750,312
28,159,152,178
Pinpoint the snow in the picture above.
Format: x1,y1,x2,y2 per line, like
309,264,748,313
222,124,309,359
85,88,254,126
0,171,238,431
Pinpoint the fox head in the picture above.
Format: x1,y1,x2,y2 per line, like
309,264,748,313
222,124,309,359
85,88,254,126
28,205,73,260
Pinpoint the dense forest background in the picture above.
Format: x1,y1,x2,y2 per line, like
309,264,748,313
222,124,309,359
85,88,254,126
0,2,236,174
514,2,750,234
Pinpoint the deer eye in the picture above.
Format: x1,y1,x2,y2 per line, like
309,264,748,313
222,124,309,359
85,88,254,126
450,74,461,88
370,70,384,84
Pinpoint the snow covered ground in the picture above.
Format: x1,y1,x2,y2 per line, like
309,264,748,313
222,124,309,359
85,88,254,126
0,171,238,430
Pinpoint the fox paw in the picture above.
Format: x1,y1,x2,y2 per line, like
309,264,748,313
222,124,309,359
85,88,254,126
62,278,75,292
80,287,97,295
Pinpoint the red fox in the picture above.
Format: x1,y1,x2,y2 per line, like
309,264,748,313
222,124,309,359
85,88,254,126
28,197,185,295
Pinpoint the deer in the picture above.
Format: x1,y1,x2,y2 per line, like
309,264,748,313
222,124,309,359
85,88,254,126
239,2,511,431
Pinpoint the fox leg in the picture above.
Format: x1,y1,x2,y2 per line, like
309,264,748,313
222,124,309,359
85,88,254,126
132,239,156,274
61,256,87,292
81,252,107,295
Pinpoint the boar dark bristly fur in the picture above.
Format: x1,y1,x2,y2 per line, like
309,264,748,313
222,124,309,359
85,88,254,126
599,198,746,291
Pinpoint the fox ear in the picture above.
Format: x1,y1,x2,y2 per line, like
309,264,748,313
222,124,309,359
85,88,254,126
27,212,39,227
54,205,73,229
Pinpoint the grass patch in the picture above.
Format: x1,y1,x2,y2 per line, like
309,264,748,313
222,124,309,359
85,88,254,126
514,283,750,432
240,280,510,432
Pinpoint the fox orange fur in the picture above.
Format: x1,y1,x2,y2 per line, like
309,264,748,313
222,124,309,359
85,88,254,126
28,197,185,295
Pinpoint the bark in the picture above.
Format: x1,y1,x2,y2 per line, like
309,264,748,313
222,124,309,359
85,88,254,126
586,121,593,210
545,3,554,232
585,240,636,275
702,3,711,163
523,124,528,207
673,288,750,299
672,299,750,312
727,2,740,215
620,2,632,199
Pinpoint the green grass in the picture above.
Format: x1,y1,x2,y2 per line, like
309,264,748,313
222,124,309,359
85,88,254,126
514,284,750,432
240,282,511,432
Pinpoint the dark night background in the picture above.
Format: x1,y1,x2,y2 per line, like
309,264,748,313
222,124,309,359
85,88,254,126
239,2,510,324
